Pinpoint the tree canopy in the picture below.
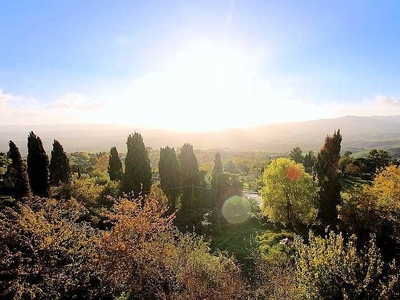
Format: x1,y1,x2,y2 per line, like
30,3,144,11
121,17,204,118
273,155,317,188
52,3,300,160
178,144,199,210
121,133,152,201
27,131,49,196
49,139,71,185
314,129,342,226
261,157,319,228
158,146,180,211
6,140,31,198
108,146,123,181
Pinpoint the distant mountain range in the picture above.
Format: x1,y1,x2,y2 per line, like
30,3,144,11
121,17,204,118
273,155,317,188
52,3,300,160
2,115,400,156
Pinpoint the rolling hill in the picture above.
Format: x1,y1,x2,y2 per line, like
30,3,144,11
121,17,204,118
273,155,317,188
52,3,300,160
1,115,400,156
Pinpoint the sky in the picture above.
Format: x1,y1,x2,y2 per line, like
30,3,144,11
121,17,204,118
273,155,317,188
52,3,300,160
1,0,400,132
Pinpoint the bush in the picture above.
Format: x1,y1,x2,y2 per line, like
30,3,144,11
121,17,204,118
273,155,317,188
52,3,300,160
294,230,400,300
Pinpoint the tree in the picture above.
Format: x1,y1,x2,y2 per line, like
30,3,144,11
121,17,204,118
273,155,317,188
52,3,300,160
121,133,152,201
158,146,180,211
366,149,392,174
314,130,342,226
303,150,316,174
178,144,199,210
6,141,31,198
108,146,123,181
211,152,223,190
49,139,71,185
339,165,400,260
214,172,243,209
0,152,9,175
261,158,319,228
27,131,49,196
289,146,304,164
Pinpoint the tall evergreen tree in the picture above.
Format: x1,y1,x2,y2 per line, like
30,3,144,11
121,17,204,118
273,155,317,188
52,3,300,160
211,152,224,206
108,146,123,181
303,151,316,174
315,130,342,226
49,140,71,185
159,146,180,211
178,143,199,210
7,141,31,198
121,133,152,201
27,131,49,196
289,146,304,164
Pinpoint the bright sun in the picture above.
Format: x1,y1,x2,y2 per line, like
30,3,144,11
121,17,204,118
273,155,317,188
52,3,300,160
109,40,324,132
160,41,256,131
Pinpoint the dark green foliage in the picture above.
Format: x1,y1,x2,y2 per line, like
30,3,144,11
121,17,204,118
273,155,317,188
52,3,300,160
289,146,304,164
366,149,392,174
6,141,31,198
303,150,316,174
214,172,243,208
49,139,71,185
27,132,49,196
315,130,342,226
0,152,9,174
121,133,152,200
108,146,123,181
211,152,223,190
158,146,180,211
179,144,199,210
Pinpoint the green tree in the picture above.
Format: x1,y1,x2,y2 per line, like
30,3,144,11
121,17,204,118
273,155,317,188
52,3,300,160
0,152,9,175
211,152,223,189
6,141,31,198
289,146,304,164
121,133,152,201
314,129,342,226
27,131,49,196
339,165,400,260
303,150,316,174
108,146,123,181
261,158,319,228
179,144,199,210
366,149,392,174
214,172,243,209
158,146,180,211
49,140,71,185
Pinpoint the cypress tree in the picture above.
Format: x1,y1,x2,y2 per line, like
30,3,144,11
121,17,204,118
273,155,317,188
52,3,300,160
179,143,199,210
315,129,342,227
108,146,123,181
7,140,31,198
49,139,71,185
211,152,223,207
159,146,180,211
121,133,152,200
27,131,49,196
211,152,223,189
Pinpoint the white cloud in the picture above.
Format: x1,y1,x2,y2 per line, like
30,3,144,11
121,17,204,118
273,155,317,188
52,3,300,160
0,90,13,116
331,95,400,117
0,91,102,126
51,93,103,110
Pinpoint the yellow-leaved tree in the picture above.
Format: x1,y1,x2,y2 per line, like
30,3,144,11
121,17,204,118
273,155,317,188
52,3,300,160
261,157,319,228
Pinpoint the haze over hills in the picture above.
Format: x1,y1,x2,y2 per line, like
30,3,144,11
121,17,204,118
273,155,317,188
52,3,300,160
1,115,400,156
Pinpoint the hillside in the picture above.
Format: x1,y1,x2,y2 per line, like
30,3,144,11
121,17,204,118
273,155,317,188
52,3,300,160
1,115,400,155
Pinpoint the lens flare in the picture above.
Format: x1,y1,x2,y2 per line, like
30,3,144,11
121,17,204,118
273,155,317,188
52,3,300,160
221,196,251,224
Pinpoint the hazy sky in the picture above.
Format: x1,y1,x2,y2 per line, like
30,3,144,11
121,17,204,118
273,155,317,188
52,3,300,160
1,1,400,131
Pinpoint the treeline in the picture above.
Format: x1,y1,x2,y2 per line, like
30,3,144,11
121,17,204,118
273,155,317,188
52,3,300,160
1,129,400,299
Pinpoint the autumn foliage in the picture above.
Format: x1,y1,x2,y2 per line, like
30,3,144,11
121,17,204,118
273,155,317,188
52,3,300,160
0,195,244,299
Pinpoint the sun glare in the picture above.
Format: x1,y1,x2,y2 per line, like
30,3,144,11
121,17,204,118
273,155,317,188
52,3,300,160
160,41,255,131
